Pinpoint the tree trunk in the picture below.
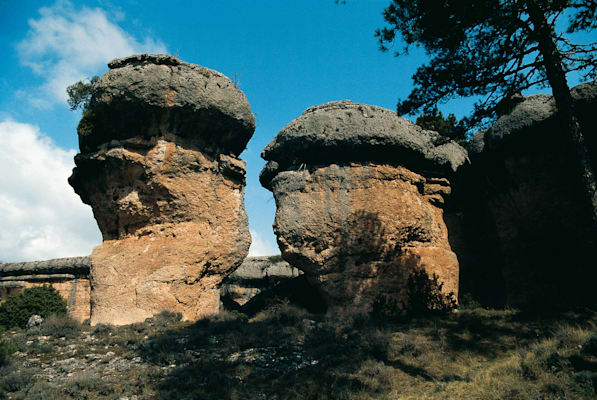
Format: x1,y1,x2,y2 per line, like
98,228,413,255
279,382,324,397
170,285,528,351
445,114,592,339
527,0,597,233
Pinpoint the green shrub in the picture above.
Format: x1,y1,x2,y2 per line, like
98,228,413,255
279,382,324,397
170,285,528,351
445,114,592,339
0,367,32,393
371,269,457,320
0,338,17,365
0,286,66,329
581,334,597,356
459,292,482,309
64,372,105,397
405,269,457,316
39,314,80,339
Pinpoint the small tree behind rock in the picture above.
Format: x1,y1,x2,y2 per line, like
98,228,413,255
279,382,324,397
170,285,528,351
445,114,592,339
0,286,67,329
415,108,467,144
66,76,99,111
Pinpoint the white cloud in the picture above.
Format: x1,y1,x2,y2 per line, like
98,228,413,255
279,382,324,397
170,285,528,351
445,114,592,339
0,120,101,262
248,229,279,257
17,0,166,107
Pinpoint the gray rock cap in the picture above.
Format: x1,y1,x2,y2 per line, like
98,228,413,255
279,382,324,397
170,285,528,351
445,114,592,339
78,54,255,156
483,81,597,152
0,257,91,277
260,100,468,189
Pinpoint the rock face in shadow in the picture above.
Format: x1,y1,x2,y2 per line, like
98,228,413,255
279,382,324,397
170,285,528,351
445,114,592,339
451,82,597,309
220,256,302,307
260,101,468,312
69,54,254,325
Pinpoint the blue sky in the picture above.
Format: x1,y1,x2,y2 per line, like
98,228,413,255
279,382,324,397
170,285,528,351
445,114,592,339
0,0,592,261
1,0,428,261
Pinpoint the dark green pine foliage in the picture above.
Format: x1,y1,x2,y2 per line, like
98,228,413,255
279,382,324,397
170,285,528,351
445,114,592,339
376,0,597,226
415,108,467,143
0,286,67,329
66,75,99,111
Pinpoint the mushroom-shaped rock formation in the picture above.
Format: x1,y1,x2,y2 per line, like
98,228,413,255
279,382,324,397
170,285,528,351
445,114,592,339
69,54,254,325
260,100,468,312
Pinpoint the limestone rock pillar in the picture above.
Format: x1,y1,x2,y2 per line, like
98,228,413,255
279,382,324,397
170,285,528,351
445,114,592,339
260,101,468,312
69,54,254,325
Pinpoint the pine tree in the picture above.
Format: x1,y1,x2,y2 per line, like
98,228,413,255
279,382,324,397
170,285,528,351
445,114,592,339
66,75,99,111
376,0,597,227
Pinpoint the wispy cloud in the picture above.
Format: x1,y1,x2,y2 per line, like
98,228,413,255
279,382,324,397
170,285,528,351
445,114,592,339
0,120,101,262
248,229,279,257
17,0,166,107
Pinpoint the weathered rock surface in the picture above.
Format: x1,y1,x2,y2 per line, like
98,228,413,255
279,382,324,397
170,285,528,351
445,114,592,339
0,257,91,322
452,81,597,308
261,100,467,189
221,256,302,306
261,101,467,312
471,81,597,156
77,53,255,155
69,54,254,325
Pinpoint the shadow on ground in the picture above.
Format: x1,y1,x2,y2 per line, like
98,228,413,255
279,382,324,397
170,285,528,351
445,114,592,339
135,304,597,400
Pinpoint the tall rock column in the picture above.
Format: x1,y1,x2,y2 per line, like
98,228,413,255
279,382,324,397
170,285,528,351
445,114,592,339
454,82,597,309
69,54,254,325
260,101,468,312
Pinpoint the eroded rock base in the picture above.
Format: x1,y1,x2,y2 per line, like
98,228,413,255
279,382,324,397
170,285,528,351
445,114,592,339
271,164,459,312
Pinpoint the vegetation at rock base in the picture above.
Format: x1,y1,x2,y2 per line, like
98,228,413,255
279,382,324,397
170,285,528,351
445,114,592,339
0,337,17,366
371,269,457,321
0,305,596,399
0,285,67,329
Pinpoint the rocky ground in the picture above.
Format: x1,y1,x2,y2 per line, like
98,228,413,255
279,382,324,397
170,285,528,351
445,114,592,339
1,305,597,399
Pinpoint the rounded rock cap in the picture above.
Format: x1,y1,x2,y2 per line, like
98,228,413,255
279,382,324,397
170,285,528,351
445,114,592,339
482,81,597,153
77,54,255,156
260,100,468,189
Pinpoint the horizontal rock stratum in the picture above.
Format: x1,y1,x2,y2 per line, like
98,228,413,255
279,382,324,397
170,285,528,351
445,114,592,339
69,54,254,325
0,257,91,322
261,101,468,312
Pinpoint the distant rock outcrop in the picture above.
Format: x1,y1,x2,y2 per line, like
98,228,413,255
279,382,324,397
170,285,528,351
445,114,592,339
0,257,91,322
260,101,468,312
220,256,302,307
452,82,597,309
69,54,254,325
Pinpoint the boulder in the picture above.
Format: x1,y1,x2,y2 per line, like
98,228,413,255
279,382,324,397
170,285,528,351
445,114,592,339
260,101,467,312
27,315,43,329
69,54,254,325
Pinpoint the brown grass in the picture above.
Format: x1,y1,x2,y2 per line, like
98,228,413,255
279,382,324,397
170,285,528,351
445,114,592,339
0,305,596,399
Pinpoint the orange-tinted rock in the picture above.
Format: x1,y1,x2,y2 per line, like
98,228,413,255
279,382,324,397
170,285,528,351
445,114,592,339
69,54,254,325
261,101,467,312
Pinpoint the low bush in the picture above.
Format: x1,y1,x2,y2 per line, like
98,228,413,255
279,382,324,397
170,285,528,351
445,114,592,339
0,366,32,393
371,269,457,321
0,338,17,365
405,269,457,315
39,314,80,339
0,286,66,329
